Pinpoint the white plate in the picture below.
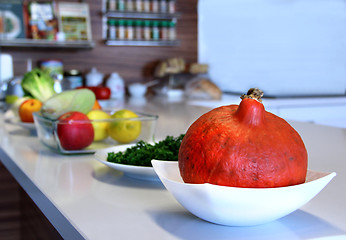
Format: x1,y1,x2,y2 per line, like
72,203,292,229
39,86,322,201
4,114,36,130
94,145,159,181
151,160,336,226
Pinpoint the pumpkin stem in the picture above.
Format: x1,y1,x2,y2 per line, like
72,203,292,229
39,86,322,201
236,88,265,126
241,88,264,103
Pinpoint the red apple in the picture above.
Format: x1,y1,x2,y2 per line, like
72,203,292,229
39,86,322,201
57,111,94,150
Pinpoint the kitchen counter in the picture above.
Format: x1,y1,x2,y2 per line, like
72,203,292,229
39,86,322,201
188,93,346,128
0,96,346,240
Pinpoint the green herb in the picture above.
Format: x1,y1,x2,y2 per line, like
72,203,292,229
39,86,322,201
107,134,185,167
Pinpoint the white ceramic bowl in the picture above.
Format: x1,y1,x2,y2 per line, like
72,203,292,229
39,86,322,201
128,83,147,98
151,160,336,226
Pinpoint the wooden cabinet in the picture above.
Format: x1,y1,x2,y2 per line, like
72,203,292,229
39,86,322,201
0,161,62,239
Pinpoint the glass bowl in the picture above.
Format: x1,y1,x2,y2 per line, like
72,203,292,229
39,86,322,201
33,111,158,154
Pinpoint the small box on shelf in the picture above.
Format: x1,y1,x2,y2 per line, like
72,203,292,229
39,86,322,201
0,1,94,49
0,0,26,40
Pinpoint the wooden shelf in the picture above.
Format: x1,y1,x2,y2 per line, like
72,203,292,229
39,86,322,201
105,39,179,46
0,39,95,49
105,11,181,20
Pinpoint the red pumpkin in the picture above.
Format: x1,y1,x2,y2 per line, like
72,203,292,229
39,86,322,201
178,88,308,188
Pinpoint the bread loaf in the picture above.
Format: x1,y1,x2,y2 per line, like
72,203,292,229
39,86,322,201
185,78,222,100
154,57,186,77
189,63,208,74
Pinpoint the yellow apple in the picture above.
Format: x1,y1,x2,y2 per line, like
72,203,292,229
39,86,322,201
87,110,111,141
107,109,141,144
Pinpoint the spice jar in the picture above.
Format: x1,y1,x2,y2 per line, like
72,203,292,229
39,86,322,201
64,69,83,89
126,20,134,40
135,0,142,12
143,20,151,40
150,0,159,12
160,21,168,40
143,0,150,12
159,0,167,12
117,19,125,39
151,21,159,40
126,0,133,11
117,0,125,11
134,20,142,40
108,19,117,40
168,0,175,13
168,21,176,40
108,0,116,11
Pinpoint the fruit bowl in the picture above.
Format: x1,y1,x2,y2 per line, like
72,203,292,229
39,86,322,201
33,111,158,154
151,160,336,227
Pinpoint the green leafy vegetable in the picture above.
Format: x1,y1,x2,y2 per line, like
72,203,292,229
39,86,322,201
40,89,96,120
21,68,56,102
107,134,185,167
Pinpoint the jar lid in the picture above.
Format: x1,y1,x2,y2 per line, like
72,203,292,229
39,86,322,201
151,21,159,27
108,19,116,25
143,20,150,27
135,20,142,26
65,69,81,76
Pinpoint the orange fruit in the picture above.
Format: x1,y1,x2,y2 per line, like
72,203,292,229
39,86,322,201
19,99,42,123
92,100,102,110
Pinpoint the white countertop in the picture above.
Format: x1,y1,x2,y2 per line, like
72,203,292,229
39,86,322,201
188,93,346,109
1,96,346,240
188,94,346,129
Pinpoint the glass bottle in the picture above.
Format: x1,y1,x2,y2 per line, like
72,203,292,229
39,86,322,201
117,19,125,39
159,0,167,13
108,0,116,11
64,69,83,89
151,21,159,40
108,19,117,40
168,21,176,40
135,0,142,12
126,0,134,11
168,0,175,14
160,21,168,40
135,20,142,40
143,0,150,12
151,0,159,12
117,0,125,11
106,73,125,99
143,20,151,40
126,20,134,40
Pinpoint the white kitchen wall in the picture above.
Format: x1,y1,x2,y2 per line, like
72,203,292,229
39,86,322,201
198,0,346,97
